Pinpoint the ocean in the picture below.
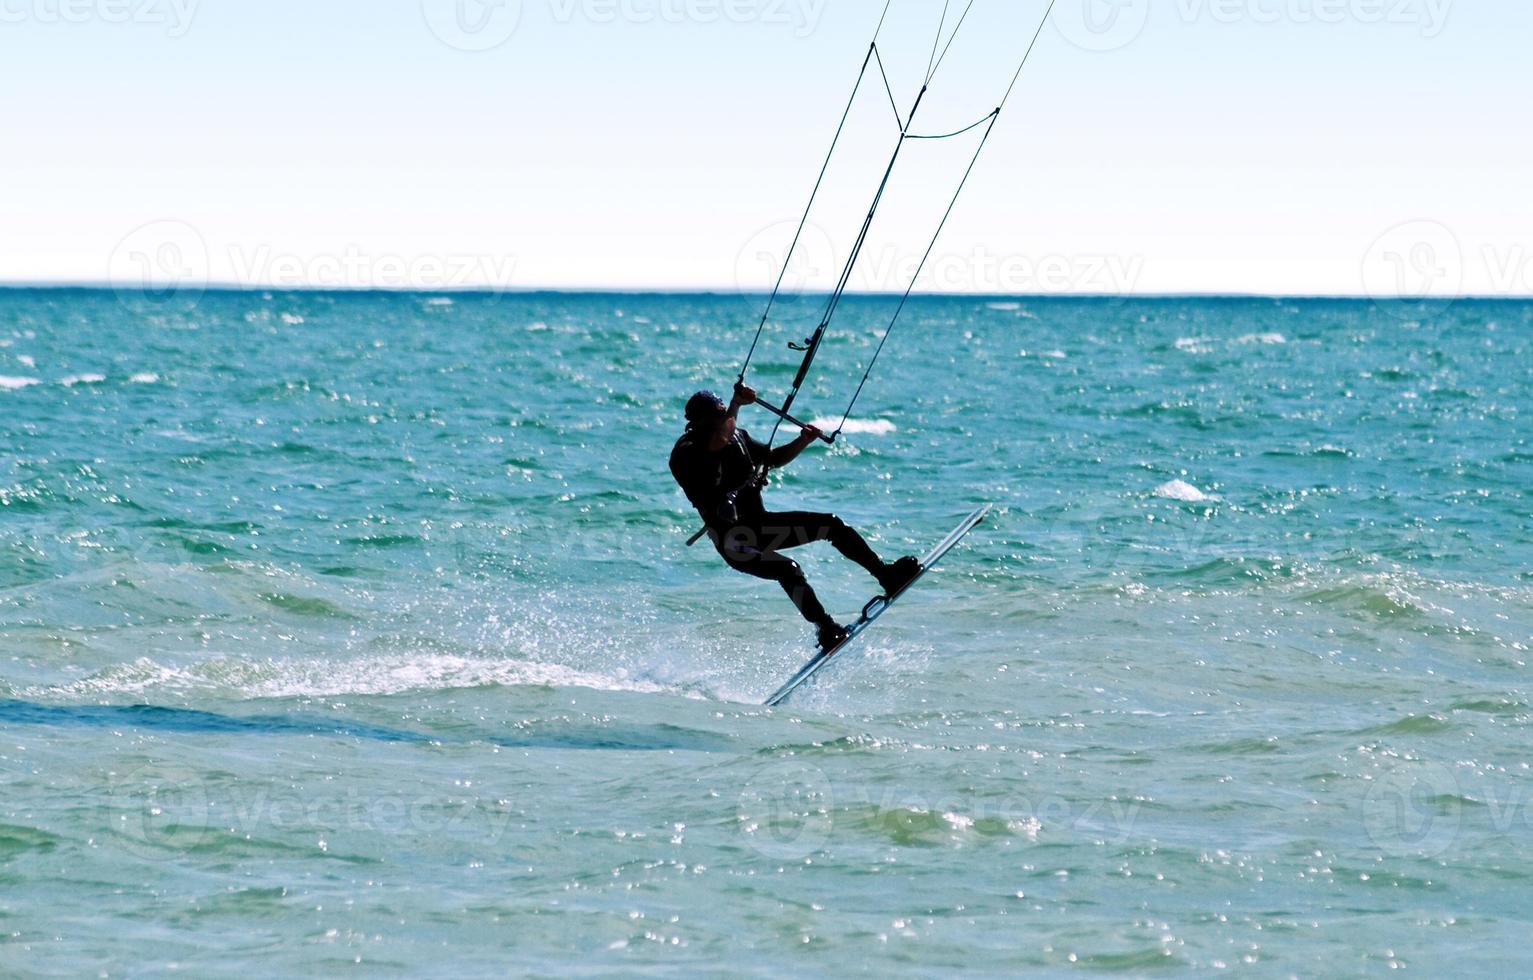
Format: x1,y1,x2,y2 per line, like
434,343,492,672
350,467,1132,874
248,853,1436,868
1,288,1530,975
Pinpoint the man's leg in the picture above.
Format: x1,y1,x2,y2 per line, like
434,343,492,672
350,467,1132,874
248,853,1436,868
719,538,833,627
758,511,922,595
757,511,885,576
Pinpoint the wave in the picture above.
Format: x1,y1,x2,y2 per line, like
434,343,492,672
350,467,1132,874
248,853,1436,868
810,417,897,436
742,798,1042,850
1154,479,1215,503
16,652,686,702
2,372,157,389
0,698,732,752
1356,714,1454,736
1300,582,1428,618
1171,332,1286,354
1263,445,1355,459
0,822,62,859
1124,558,1529,645
1448,698,1527,716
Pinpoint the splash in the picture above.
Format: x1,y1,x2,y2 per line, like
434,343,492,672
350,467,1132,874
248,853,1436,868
1154,479,1215,503
812,417,897,436
19,652,687,702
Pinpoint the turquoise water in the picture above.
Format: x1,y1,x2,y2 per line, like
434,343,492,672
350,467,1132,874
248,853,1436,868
2,288,1530,975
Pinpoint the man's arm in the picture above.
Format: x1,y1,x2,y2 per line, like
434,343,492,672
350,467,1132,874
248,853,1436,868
729,382,756,419
732,381,821,469
768,425,823,469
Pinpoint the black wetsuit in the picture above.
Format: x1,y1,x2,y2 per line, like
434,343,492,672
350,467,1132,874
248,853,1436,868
670,426,886,626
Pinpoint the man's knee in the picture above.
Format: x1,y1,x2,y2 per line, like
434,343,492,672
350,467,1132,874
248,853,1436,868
720,525,761,557
774,557,806,585
800,513,847,544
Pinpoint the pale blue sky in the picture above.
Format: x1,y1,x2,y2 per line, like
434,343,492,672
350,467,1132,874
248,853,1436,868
2,0,1528,295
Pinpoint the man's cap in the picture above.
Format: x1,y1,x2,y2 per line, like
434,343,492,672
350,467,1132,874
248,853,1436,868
685,390,728,428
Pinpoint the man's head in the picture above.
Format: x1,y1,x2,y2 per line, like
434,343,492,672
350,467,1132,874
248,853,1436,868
685,390,734,440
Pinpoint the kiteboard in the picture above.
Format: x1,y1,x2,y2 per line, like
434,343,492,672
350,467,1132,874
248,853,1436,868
763,503,992,707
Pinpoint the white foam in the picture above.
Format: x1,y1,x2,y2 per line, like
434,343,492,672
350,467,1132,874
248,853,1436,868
129,372,160,384
425,297,454,307
248,653,680,699
810,417,897,436
22,652,683,702
0,375,40,390
1154,479,1215,503
1239,332,1287,345
1174,337,1213,354
986,301,1022,311
17,354,35,368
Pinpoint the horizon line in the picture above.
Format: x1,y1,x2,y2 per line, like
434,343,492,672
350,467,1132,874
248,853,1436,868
0,282,1528,302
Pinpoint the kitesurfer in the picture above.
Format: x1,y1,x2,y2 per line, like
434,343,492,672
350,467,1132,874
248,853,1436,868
670,383,921,651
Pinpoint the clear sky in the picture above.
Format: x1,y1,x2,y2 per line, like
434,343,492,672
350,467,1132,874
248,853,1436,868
2,0,1528,295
